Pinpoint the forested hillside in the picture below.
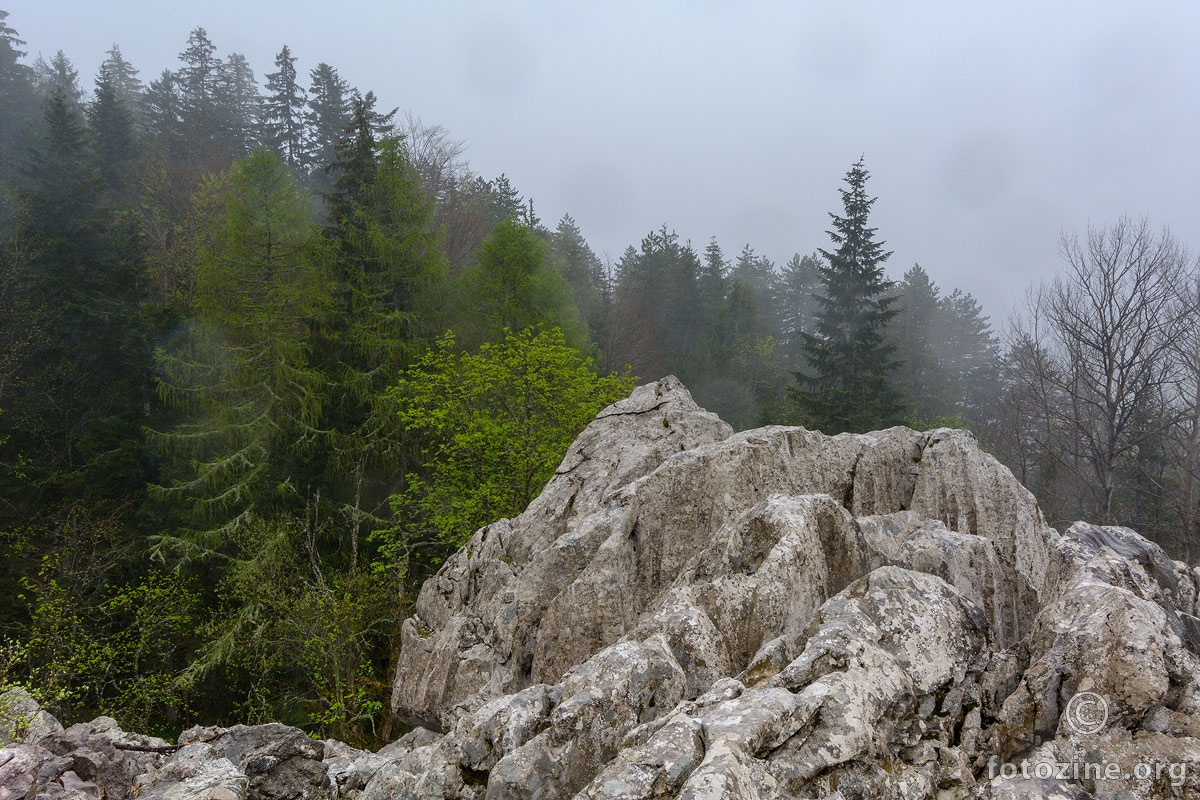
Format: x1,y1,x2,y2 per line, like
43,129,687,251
1,11,1197,744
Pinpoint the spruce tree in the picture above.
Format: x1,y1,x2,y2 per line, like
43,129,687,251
550,213,609,350
776,252,822,372
4,88,150,506
215,53,260,155
263,45,307,168
313,103,448,566
0,11,36,185
305,62,351,180
793,157,903,433
892,264,943,424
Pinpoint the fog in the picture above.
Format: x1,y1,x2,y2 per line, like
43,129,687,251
10,0,1200,320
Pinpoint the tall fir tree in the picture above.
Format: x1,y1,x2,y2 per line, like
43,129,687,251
891,264,943,424
33,50,83,112
263,45,307,168
0,10,37,184
549,213,609,351
89,62,140,190
776,252,822,372
3,88,149,509
305,62,351,180
96,45,142,107
793,157,903,433
313,101,448,563
934,288,1000,426
215,52,260,155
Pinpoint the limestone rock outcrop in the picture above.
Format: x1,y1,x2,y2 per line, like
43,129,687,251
384,377,1200,799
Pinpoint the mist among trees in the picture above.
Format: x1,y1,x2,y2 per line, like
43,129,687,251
1,11,1198,743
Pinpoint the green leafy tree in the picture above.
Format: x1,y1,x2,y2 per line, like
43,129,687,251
793,157,903,433
177,514,392,745
457,216,584,350
390,326,633,550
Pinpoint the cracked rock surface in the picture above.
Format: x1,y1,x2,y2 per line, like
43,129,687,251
5,378,1200,799
385,377,1200,799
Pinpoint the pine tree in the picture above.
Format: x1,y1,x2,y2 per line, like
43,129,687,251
793,157,903,433
263,45,307,168
891,264,943,424
305,62,351,179
549,213,609,350
0,10,37,183
34,50,83,112
776,252,821,371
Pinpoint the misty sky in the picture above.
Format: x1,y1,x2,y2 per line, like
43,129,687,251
8,1,1200,326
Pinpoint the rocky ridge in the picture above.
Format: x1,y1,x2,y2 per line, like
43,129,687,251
4,376,1200,799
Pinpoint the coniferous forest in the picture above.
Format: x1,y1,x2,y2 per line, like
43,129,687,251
2,13,1199,744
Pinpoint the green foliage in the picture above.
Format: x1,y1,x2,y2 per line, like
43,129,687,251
314,120,448,572
389,327,633,550
151,148,328,545
549,213,610,353
15,525,198,736
180,515,394,746
0,88,151,514
456,217,585,350
793,157,903,433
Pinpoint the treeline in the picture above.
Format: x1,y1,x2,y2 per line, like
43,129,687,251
0,15,625,744
0,9,1197,747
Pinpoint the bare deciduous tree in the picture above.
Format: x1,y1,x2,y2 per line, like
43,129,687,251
1007,217,1191,529
1161,271,1200,559
402,113,493,274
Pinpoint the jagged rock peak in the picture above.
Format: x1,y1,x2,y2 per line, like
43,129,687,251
382,377,1200,799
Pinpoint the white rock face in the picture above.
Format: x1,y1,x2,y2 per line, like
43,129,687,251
383,377,1200,799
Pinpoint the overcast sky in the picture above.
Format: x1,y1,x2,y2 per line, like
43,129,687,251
7,1,1200,327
